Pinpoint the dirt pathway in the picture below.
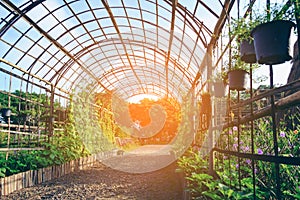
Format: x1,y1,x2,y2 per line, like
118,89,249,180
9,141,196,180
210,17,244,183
2,160,184,200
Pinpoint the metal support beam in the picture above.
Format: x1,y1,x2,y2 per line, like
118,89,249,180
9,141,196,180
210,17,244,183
165,0,178,97
0,0,46,37
2,0,110,93
101,0,146,94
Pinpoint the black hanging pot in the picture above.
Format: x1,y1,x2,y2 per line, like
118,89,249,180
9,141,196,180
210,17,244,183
240,39,256,63
213,81,228,97
228,69,249,91
1,108,11,117
251,20,295,65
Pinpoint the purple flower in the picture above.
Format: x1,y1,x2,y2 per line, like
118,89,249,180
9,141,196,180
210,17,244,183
246,159,251,165
234,137,238,142
233,126,238,131
241,146,249,152
229,130,233,135
280,131,285,137
257,148,263,155
236,164,239,168
233,143,238,150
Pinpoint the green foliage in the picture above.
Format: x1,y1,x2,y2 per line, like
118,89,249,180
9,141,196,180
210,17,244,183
178,113,300,199
230,17,260,44
0,150,49,177
0,90,49,126
229,1,295,44
212,70,228,83
178,149,255,199
0,92,91,177
177,149,209,177
230,54,249,71
171,93,195,156
258,2,296,22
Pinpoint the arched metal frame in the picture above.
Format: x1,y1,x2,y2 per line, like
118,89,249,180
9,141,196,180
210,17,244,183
2,0,300,199
0,0,225,101
0,0,231,155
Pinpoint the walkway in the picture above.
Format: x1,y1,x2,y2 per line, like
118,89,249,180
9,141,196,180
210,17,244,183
2,145,184,200
100,145,175,174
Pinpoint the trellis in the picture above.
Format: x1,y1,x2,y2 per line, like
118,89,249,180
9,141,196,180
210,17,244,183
0,0,299,199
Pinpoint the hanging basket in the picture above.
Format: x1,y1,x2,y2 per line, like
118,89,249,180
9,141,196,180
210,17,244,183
213,81,228,97
199,93,211,131
240,39,256,64
251,20,295,65
227,69,249,91
1,108,11,117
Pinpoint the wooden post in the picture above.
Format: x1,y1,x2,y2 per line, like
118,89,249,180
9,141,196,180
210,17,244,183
5,74,12,160
207,44,214,176
49,85,54,137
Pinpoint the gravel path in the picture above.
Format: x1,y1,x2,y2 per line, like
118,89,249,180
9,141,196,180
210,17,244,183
2,161,184,200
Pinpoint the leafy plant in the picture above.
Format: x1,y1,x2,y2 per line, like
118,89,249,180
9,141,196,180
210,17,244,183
212,70,228,84
230,17,260,44
259,2,296,23
178,112,300,199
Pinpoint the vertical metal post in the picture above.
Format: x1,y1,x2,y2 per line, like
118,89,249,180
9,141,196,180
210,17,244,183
250,64,256,199
207,45,214,176
237,90,241,190
227,81,232,187
294,0,300,73
269,64,281,199
49,85,55,139
5,74,12,160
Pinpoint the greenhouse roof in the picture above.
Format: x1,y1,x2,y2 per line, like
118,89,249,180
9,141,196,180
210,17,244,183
0,0,259,100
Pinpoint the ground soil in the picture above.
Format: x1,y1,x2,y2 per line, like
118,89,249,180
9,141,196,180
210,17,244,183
2,161,184,200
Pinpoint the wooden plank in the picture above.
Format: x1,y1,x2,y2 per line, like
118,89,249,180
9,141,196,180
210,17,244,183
29,170,34,187
79,157,83,170
0,176,3,196
3,177,6,196
16,173,22,191
0,148,44,151
0,155,97,196
0,123,46,130
23,171,30,188
0,130,44,137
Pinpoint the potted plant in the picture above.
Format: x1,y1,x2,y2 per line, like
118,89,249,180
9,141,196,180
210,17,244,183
199,92,211,131
212,71,228,97
251,3,296,65
227,54,250,91
1,108,11,117
231,17,260,64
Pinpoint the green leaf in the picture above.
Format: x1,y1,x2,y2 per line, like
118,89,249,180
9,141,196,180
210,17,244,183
0,167,6,177
202,191,223,200
49,153,56,160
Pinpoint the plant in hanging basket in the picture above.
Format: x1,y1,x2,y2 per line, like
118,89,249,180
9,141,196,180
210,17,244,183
226,55,250,91
230,17,260,63
1,108,11,117
251,3,296,65
199,92,211,131
212,71,228,97
227,69,249,91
